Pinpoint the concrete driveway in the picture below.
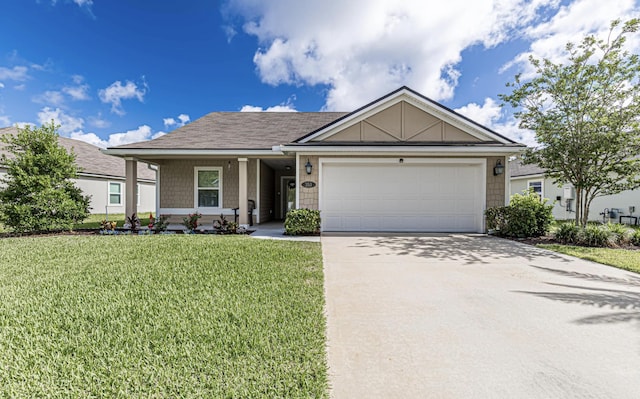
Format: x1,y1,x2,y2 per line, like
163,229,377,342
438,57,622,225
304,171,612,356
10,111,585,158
322,234,640,398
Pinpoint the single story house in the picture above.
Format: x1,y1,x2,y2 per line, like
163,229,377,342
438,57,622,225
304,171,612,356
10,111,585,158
0,126,156,215
510,160,640,223
104,87,524,233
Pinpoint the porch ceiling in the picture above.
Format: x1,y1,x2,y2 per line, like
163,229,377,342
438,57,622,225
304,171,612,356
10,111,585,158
261,157,296,171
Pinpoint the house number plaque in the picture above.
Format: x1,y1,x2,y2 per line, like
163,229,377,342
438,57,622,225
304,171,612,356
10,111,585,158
301,181,316,188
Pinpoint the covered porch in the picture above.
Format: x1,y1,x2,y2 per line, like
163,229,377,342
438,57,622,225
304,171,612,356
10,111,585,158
120,155,302,228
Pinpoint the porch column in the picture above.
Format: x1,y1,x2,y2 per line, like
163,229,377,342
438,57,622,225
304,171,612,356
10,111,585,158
125,158,137,217
238,158,248,225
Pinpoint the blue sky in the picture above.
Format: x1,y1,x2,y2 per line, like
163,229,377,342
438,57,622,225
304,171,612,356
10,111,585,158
0,0,638,147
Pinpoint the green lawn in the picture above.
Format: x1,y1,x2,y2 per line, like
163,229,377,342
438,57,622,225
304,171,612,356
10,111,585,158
74,213,153,230
538,244,640,274
0,235,327,398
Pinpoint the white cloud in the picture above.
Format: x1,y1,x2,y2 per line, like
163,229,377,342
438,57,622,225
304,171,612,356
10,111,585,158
98,79,147,115
103,125,154,147
240,104,297,112
32,90,65,106
50,0,93,10
0,115,10,127
15,122,36,129
88,114,110,129
503,0,640,77
455,98,536,146
0,66,28,81
70,125,159,148
225,0,563,110
37,107,84,135
152,131,167,140
240,96,298,112
13,84,25,91
163,113,191,129
68,132,105,148
0,83,4,89
62,83,90,101
73,0,93,7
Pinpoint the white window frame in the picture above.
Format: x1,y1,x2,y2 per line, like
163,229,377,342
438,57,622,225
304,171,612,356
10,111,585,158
194,167,223,209
108,181,123,206
136,183,141,207
527,179,544,198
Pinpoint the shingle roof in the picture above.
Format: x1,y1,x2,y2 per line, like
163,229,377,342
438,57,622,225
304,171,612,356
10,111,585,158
110,112,348,150
0,126,155,180
509,158,545,177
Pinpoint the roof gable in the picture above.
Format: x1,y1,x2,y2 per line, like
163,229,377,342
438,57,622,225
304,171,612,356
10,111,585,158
297,86,516,145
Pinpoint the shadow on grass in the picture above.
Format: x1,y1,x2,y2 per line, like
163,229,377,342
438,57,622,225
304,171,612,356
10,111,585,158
335,234,568,265
516,266,640,327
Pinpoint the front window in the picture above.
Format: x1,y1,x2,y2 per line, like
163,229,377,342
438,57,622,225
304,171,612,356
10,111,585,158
195,167,222,208
109,182,122,205
528,180,543,199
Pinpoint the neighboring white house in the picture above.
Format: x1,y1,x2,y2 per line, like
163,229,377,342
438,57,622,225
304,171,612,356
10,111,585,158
0,126,156,215
510,159,640,223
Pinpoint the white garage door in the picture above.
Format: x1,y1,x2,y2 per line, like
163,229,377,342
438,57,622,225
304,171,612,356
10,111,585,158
321,160,485,232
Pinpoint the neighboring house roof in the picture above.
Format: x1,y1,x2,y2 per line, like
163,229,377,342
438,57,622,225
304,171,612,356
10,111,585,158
112,112,348,150
510,158,545,178
0,126,155,181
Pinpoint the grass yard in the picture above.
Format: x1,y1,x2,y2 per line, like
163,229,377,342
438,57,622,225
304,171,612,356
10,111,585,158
0,235,327,398
538,244,640,274
74,213,153,230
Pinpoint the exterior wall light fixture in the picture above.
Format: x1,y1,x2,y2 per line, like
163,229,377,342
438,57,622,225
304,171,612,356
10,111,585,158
305,159,313,175
493,159,504,176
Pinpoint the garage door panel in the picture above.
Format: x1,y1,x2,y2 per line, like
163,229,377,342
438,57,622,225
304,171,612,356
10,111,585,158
321,161,484,232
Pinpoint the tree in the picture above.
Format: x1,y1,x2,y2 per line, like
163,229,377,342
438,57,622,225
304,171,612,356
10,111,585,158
501,19,640,227
0,122,90,232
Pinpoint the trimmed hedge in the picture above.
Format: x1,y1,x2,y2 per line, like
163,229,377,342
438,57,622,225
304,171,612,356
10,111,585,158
485,190,554,238
284,209,321,235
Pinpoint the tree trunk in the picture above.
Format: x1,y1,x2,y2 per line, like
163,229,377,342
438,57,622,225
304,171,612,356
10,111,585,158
575,188,583,227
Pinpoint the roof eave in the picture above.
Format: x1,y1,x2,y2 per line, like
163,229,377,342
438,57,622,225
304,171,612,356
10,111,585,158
102,148,286,158
281,144,525,156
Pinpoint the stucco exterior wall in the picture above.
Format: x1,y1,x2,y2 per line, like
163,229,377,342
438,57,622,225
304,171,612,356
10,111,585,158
1,167,155,215
511,176,640,222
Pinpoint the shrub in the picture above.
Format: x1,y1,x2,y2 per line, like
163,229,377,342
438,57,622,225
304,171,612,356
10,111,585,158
606,223,631,246
631,229,640,246
284,209,321,235
182,212,202,231
485,190,554,238
152,215,170,232
555,222,580,244
0,122,90,232
125,213,141,231
580,225,612,247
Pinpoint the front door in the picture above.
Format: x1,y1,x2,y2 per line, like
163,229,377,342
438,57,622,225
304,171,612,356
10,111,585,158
282,177,296,218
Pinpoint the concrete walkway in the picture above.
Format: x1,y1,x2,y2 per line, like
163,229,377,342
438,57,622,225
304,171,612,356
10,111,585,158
250,221,320,242
322,234,640,398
